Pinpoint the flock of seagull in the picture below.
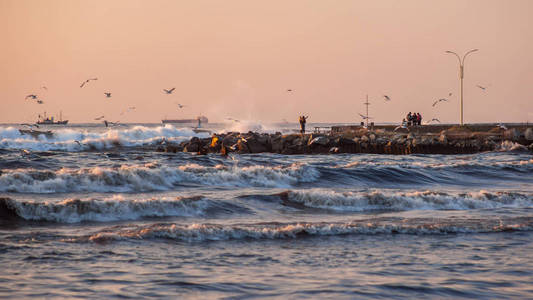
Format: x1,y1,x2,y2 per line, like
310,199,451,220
358,84,490,126
23,78,189,127
23,78,491,130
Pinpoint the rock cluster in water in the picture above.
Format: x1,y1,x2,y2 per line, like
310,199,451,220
157,127,533,155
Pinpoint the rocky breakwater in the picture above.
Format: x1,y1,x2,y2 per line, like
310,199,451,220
157,127,533,155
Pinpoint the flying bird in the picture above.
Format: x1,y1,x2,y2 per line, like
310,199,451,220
36,100,44,104
80,78,98,88
94,116,105,120
477,85,488,91
432,98,449,107
74,140,82,146
394,124,409,132
358,113,372,120
226,117,240,123
104,92,112,98
163,88,175,94
176,103,186,109
448,92,453,97
426,118,440,124
287,89,293,92
383,95,391,101
21,123,40,129
25,94,37,100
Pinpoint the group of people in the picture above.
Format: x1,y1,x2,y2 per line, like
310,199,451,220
403,112,422,126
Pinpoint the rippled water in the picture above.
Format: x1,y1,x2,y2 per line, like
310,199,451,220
1,124,533,298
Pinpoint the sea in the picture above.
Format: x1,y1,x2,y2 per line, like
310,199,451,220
1,122,532,299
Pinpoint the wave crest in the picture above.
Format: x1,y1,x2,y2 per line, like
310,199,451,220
87,217,533,243
0,163,319,193
280,189,533,211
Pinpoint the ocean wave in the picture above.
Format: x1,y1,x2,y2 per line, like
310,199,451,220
86,217,533,243
0,125,208,151
0,162,319,193
278,189,533,211
0,195,213,223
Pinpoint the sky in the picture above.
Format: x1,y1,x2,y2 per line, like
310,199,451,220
1,0,532,124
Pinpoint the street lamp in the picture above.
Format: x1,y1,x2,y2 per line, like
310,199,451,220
445,49,478,126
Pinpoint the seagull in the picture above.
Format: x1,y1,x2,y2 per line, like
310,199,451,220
21,123,40,129
175,103,185,109
94,115,105,120
448,92,453,97
104,92,112,98
358,113,372,120
25,94,37,100
163,88,175,94
383,95,391,101
432,98,449,107
287,89,293,92
477,85,488,91
426,118,440,124
74,140,82,146
394,124,410,132
497,123,508,130
36,100,44,104
80,78,98,88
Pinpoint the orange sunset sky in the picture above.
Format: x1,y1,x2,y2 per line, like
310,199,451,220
1,0,532,124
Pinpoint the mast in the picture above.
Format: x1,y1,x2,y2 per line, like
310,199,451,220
364,95,370,127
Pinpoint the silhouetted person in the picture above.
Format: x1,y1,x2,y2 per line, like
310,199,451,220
299,115,308,134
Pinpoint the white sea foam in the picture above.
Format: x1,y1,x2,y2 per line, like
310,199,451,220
0,162,319,193
283,189,533,211
2,195,210,223
497,140,529,152
87,217,533,243
0,125,209,151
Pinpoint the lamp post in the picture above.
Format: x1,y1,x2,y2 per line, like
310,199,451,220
445,49,478,126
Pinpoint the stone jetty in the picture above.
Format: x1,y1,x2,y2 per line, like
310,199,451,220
157,125,533,155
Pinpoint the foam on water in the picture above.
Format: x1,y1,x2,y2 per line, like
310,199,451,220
0,125,209,151
0,195,211,223
86,216,533,243
0,162,319,193
283,189,533,211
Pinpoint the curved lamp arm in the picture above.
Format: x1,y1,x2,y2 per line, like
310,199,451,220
446,50,461,65
463,48,479,63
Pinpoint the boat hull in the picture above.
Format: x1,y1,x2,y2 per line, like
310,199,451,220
36,120,68,125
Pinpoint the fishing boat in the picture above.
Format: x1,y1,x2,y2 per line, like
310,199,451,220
37,111,68,125
162,116,208,125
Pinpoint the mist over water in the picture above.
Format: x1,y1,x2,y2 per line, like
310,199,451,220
1,123,533,298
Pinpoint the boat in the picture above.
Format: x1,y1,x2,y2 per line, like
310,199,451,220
162,116,208,125
37,111,68,125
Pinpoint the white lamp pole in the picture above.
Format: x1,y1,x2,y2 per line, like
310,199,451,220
445,49,478,126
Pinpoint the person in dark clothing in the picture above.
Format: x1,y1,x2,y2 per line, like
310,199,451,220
417,113,422,125
299,115,308,134
406,112,412,126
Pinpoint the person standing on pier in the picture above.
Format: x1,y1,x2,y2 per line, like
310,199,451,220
299,115,308,134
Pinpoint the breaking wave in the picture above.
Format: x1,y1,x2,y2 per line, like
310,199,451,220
0,125,208,152
279,189,533,211
0,196,218,223
86,217,533,243
0,162,319,193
